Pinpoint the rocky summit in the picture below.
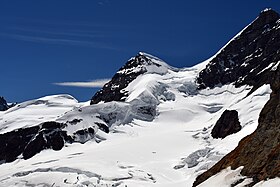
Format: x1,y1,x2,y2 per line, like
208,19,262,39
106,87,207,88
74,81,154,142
0,97,9,111
90,52,167,105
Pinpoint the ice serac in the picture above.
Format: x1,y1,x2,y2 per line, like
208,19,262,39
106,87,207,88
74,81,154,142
90,52,169,104
197,9,280,94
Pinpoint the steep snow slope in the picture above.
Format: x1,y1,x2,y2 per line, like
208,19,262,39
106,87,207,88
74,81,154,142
0,53,271,186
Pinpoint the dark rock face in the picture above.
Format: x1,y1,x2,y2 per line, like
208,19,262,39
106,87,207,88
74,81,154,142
0,122,73,163
193,66,280,187
0,97,9,111
0,118,107,164
90,53,161,104
211,110,241,139
94,122,109,133
73,127,96,143
197,9,280,94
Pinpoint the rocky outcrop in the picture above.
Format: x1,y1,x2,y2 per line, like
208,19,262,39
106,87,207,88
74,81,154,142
0,117,110,164
193,66,280,187
0,122,73,163
197,9,280,94
0,97,9,111
90,53,163,104
211,110,241,139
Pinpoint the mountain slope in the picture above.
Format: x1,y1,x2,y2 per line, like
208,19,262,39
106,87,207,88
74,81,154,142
193,65,280,187
192,8,280,187
197,9,280,94
0,8,279,187
0,67,271,187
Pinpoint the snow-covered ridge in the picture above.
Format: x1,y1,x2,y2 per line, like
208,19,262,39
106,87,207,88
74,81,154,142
261,7,272,13
139,51,178,71
0,94,80,134
117,52,175,75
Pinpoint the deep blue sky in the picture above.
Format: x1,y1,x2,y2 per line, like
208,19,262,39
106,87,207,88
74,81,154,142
1,0,280,102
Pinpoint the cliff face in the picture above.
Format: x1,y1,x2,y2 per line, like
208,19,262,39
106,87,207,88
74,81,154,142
193,66,280,186
0,121,72,163
197,9,280,94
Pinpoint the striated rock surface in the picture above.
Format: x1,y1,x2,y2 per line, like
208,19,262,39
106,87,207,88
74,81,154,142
193,66,280,187
211,110,241,139
197,9,280,94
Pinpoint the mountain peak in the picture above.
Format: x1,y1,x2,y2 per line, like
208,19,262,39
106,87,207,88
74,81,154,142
256,8,279,26
261,7,272,12
90,52,170,105
260,8,278,16
132,52,172,70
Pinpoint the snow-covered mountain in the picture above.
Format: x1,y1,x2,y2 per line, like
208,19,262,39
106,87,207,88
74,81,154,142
0,8,279,187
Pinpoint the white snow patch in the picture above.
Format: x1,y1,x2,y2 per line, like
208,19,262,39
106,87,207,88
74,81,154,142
254,178,280,187
0,94,80,134
261,8,272,13
271,60,280,71
197,167,253,187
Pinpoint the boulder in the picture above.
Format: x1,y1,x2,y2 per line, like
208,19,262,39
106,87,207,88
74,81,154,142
211,110,241,139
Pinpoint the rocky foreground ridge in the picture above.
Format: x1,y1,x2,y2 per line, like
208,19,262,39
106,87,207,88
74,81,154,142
194,9,280,186
193,63,280,187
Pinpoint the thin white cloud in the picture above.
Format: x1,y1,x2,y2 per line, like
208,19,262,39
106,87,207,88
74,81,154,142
0,32,121,51
53,79,110,88
7,26,105,39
